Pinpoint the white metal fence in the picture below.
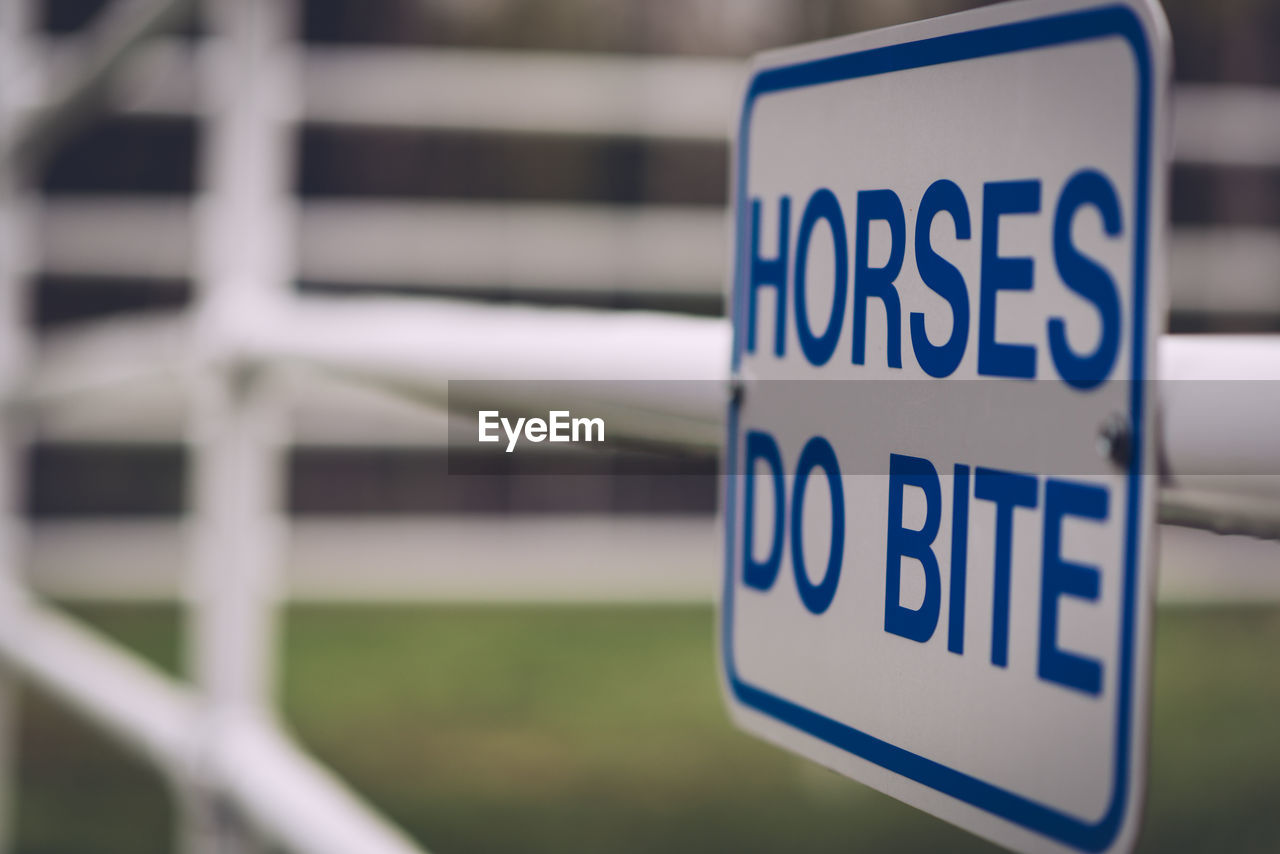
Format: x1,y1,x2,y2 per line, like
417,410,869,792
1,1,1279,852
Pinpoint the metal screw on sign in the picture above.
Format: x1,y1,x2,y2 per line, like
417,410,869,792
1097,413,1132,469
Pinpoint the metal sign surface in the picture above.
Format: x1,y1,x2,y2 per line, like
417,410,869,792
721,2,1169,851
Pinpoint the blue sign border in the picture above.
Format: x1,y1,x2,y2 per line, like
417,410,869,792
723,5,1154,851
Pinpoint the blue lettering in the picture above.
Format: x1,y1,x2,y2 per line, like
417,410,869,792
742,430,785,591
852,189,905,368
1039,479,1107,695
948,464,970,654
748,196,790,357
794,188,849,366
911,179,972,378
790,436,845,615
979,180,1041,379
1050,170,1123,390
885,453,942,643
974,466,1038,667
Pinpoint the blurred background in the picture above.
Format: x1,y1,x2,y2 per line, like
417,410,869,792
2,0,1279,852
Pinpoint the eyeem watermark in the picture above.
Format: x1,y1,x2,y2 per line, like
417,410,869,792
478,410,606,452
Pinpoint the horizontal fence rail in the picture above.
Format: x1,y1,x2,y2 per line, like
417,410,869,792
32,200,1280,321
13,297,1280,505
22,516,1280,605
29,37,1280,167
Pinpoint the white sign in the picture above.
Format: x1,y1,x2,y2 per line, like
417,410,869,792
720,1,1169,852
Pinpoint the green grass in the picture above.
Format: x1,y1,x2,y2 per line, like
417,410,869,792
13,603,1280,853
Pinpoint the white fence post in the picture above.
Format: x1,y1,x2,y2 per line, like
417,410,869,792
0,174,24,854
184,371,287,854
186,0,296,850
0,1,38,850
